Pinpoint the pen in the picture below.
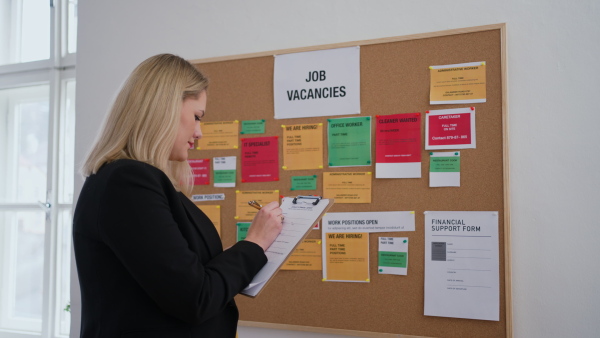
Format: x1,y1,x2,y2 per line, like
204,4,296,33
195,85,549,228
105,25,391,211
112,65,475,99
248,200,284,221
248,200,262,210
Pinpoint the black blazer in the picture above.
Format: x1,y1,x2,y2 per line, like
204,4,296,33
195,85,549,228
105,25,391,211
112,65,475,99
73,159,267,338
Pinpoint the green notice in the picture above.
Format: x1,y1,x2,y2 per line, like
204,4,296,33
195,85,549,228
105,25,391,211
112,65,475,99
290,175,317,191
241,120,266,134
430,157,460,172
236,222,251,242
214,170,236,184
378,251,407,268
327,116,371,167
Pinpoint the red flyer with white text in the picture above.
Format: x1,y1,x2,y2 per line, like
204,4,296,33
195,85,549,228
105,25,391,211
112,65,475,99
188,158,210,185
241,136,280,183
425,107,476,150
375,113,422,178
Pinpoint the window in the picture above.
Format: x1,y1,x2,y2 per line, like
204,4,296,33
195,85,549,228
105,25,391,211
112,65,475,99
65,0,77,55
0,0,51,66
0,0,76,337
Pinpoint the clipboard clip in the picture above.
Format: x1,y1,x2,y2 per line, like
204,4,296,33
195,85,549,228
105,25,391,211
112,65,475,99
292,195,322,205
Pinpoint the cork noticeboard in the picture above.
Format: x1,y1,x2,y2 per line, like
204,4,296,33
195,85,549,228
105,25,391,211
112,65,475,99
190,24,511,338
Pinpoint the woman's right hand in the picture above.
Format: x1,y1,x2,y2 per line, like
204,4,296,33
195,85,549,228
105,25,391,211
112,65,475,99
244,201,283,251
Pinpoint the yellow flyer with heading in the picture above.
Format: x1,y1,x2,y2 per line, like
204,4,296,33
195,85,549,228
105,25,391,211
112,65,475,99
196,121,239,150
430,61,486,104
282,239,322,270
282,123,324,170
323,172,372,203
196,205,221,236
235,190,279,220
323,232,369,282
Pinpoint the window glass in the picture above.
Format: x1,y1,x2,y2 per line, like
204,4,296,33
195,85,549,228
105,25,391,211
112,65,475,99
0,0,51,65
58,80,76,204
20,0,51,62
67,0,78,54
0,85,50,204
56,208,72,336
0,210,45,332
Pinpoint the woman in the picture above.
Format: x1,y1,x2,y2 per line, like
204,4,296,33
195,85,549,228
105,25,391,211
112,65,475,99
73,54,283,337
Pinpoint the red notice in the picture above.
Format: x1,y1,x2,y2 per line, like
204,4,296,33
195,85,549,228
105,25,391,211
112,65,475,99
426,108,476,150
188,159,210,185
376,113,421,163
241,136,280,183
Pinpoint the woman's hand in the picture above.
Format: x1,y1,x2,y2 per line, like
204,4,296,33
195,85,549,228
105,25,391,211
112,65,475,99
244,201,283,251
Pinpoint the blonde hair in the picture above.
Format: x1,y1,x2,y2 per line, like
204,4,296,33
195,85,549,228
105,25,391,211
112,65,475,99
82,54,209,195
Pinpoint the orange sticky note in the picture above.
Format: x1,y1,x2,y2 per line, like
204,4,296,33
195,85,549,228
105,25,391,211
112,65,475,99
282,123,324,170
235,190,279,220
282,239,322,271
324,233,369,282
196,121,239,150
196,205,221,236
429,62,486,104
323,172,372,203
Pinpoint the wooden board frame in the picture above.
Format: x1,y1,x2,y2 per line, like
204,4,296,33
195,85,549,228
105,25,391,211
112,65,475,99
191,23,511,338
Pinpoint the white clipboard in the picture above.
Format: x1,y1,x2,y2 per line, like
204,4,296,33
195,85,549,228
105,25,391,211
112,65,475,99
241,196,334,297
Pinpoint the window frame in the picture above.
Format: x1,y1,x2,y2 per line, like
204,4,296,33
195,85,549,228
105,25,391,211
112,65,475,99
0,0,76,337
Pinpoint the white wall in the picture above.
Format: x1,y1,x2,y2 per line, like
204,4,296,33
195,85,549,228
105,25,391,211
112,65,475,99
73,1,600,337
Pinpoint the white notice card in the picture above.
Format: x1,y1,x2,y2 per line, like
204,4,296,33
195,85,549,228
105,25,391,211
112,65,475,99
424,211,499,321
274,46,360,119
322,211,415,233
429,151,460,187
213,156,237,188
378,237,408,275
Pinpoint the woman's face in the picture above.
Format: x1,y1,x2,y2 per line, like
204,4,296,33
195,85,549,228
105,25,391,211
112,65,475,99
169,91,206,162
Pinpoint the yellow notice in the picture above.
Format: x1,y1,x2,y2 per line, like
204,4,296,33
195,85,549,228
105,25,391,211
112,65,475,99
235,190,279,220
430,62,486,104
282,123,323,170
196,121,239,150
196,205,221,236
325,233,369,282
323,172,372,203
282,239,322,270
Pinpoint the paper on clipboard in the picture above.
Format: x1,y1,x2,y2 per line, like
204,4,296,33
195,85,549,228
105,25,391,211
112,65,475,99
241,196,334,297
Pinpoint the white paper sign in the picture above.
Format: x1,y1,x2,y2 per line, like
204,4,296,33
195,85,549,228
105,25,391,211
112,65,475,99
213,156,237,188
429,151,460,187
191,194,225,202
378,237,409,275
424,211,499,321
425,108,476,150
322,211,415,233
376,162,421,179
274,46,360,119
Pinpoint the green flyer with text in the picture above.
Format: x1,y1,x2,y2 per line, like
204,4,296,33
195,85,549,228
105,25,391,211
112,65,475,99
327,116,371,167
